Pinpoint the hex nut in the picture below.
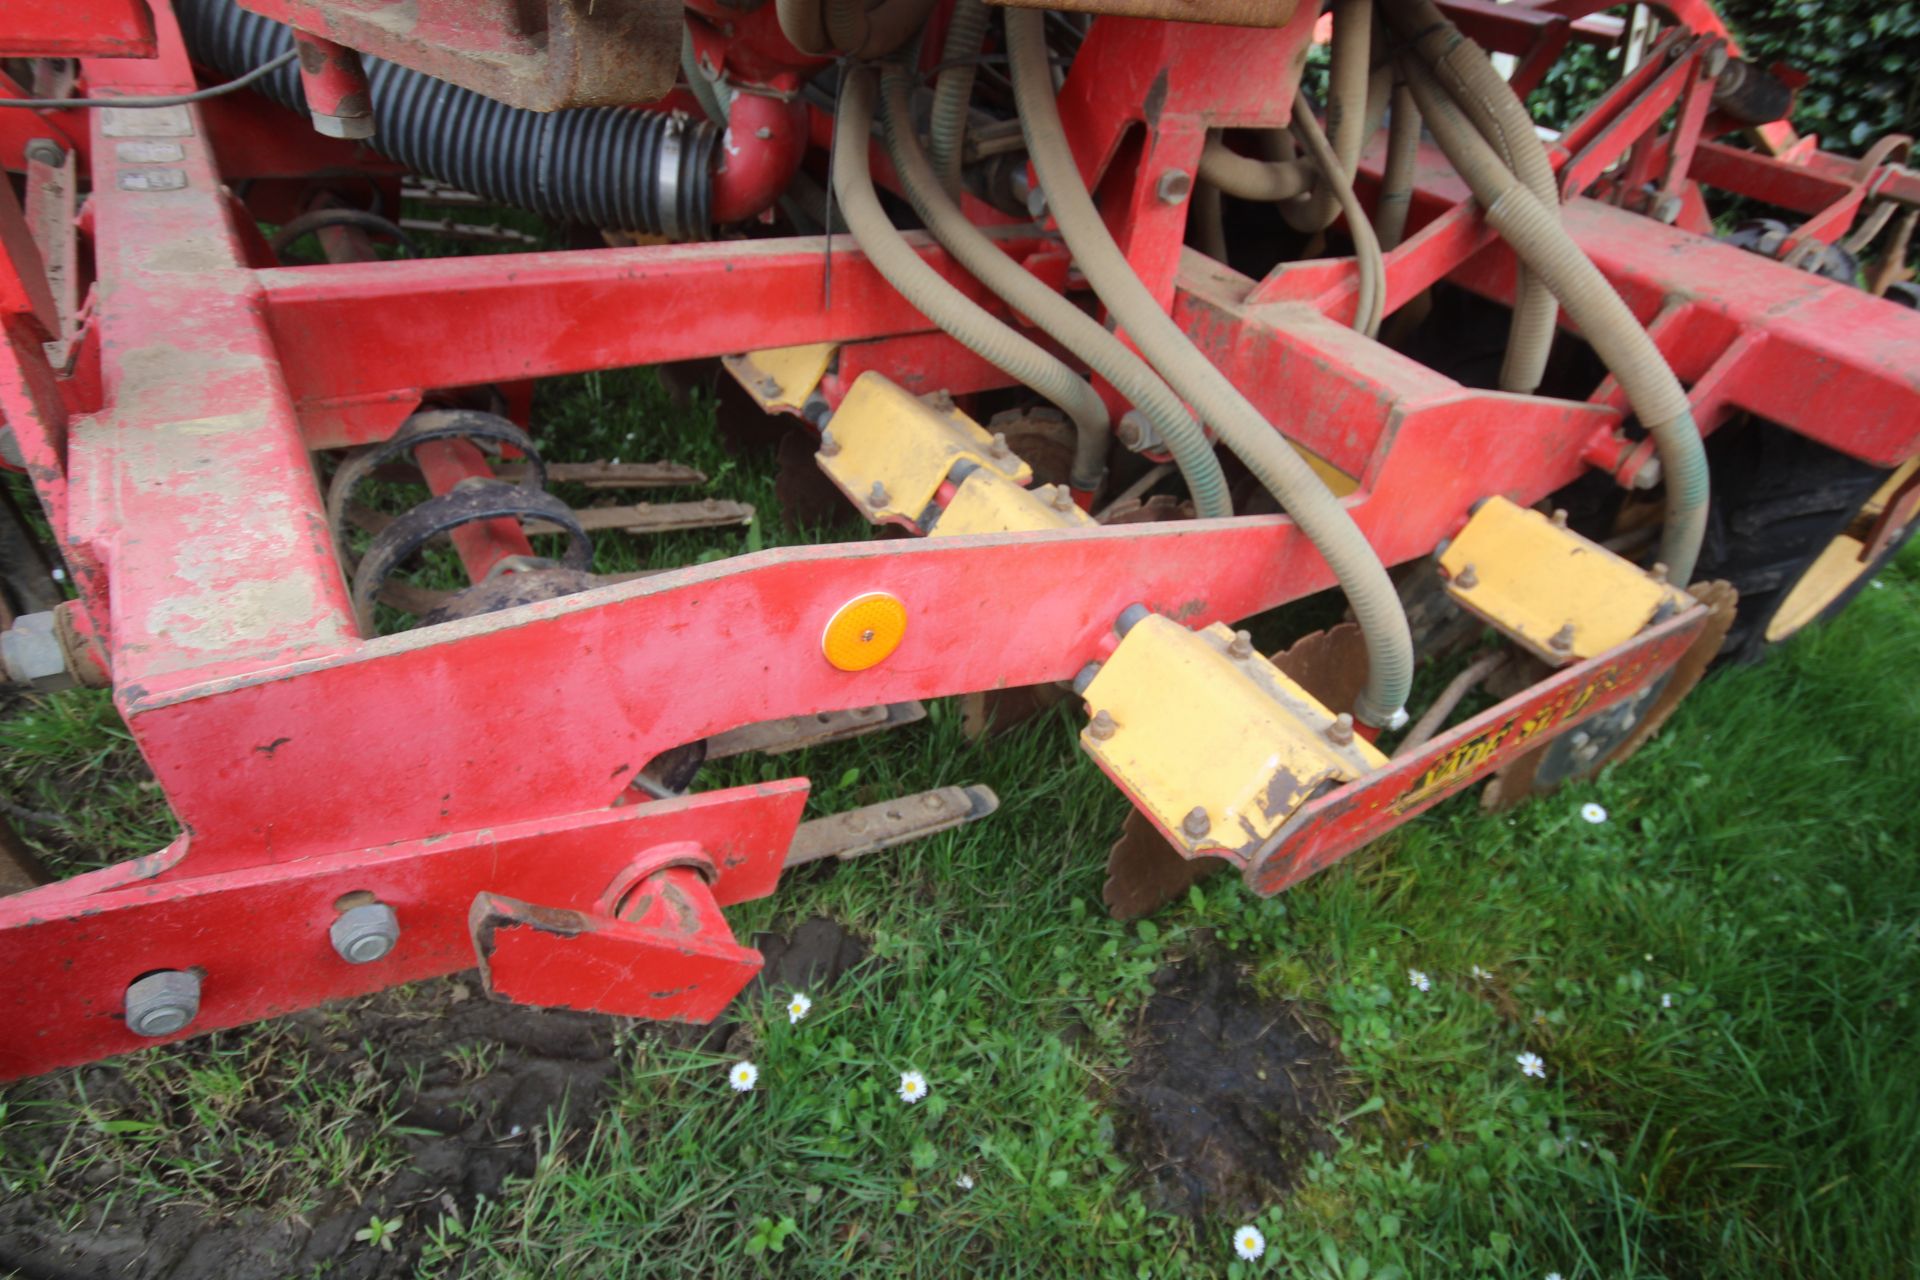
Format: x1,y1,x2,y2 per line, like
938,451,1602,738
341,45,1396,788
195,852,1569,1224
331,902,401,964
2,612,75,693
125,970,201,1038
1156,169,1194,204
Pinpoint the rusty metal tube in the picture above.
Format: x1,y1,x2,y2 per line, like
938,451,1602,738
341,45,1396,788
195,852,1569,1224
881,64,1218,506
1402,57,1707,583
835,65,1113,492
1007,7,1412,726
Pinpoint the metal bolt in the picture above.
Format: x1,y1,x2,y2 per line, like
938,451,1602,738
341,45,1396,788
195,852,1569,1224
1652,193,1684,225
1431,538,1451,559
989,431,1011,459
1228,630,1254,659
125,970,200,1038
1052,487,1074,513
928,389,955,413
1156,169,1193,204
924,792,946,811
1551,508,1569,528
1182,806,1210,838
1026,187,1049,219
1089,709,1117,740
1115,603,1152,636
1116,410,1155,451
23,139,64,166
2,611,75,692
819,430,841,457
1630,455,1664,490
1453,564,1479,590
1647,561,1670,582
755,375,782,398
869,481,889,506
1549,623,1576,652
1703,44,1729,77
1326,712,1355,746
330,902,400,964
1071,662,1102,695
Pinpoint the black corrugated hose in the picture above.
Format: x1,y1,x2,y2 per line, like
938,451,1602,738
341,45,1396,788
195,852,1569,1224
173,0,717,239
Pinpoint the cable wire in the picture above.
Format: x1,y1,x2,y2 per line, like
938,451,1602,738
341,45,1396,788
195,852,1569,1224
0,49,298,109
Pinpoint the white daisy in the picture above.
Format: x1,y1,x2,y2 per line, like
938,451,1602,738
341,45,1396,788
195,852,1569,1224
1232,1225,1266,1261
787,992,812,1024
1580,802,1608,824
1409,969,1432,992
728,1060,758,1092
1661,993,1673,1009
1471,965,1492,981
898,1070,929,1104
955,1173,974,1190
1516,1051,1547,1080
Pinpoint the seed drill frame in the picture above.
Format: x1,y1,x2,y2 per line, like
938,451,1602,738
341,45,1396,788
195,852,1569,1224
1,0,1917,1078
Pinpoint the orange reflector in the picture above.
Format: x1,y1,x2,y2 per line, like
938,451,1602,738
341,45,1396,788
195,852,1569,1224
821,592,907,671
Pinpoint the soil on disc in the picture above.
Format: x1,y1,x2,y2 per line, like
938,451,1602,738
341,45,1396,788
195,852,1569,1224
1113,956,1345,1219
0,917,867,1280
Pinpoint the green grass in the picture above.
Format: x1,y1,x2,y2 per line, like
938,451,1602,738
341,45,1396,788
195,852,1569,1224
2,370,1917,1277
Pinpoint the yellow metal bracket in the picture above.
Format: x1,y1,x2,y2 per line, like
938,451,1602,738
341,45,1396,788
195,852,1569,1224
930,469,1094,537
816,372,1032,525
1439,497,1691,665
721,342,837,414
1080,614,1387,866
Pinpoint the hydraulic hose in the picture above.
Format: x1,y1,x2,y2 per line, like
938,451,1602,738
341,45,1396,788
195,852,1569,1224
880,64,1224,509
1401,57,1707,583
1285,0,1373,233
1005,8,1412,725
928,0,994,198
1375,79,1421,250
1289,88,1386,339
1385,0,1559,392
176,0,717,237
834,66,1113,492
1196,139,1311,202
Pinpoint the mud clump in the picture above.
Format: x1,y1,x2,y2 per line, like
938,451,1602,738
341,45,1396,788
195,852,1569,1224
1114,958,1344,1219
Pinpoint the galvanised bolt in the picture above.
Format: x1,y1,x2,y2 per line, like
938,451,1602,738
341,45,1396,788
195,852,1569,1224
1551,508,1569,528
819,430,841,457
124,970,201,1038
1182,806,1210,838
1156,169,1193,204
1549,623,1576,652
1089,709,1117,740
1454,564,1479,590
869,481,889,506
1052,487,1074,513
1325,712,1355,746
331,902,401,964
989,431,1011,459
1647,562,1670,581
1228,630,1254,659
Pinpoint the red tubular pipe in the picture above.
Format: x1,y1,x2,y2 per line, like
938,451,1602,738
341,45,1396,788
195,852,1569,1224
711,90,808,225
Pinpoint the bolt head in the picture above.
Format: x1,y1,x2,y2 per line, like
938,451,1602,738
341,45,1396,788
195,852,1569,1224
309,111,376,141
1550,508,1569,528
1182,806,1210,838
989,432,1011,458
125,970,200,1038
1156,169,1194,204
1228,630,1253,659
1089,709,1117,740
23,139,64,166
819,430,841,457
1052,487,1074,512
1647,561,1670,582
1325,712,1355,746
1453,564,1479,591
1653,193,1684,225
330,902,400,965
2,612,74,692
1549,623,1576,651
869,481,889,506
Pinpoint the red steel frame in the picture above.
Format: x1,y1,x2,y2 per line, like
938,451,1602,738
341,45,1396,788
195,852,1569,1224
3,0,1920,1078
